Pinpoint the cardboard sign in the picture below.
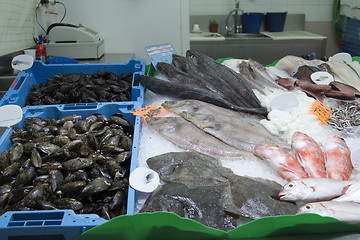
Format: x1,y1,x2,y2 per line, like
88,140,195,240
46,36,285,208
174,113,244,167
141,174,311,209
145,43,176,70
132,104,169,123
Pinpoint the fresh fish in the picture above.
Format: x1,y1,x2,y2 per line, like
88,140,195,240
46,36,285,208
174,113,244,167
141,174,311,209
333,181,360,202
186,50,264,109
279,178,353,202
324,135,353,181
157,61,235,104
275,55,326,76
169,56,243,106
248,59,286,91
162,99,290,152
237,61,267,95
139,75,267,116
328,100,360,131
291,131,326,178
142,151,298,229
254,145,309,181
297,201,360,225
146,151,230,187
147,116,254,159
327,57,360,92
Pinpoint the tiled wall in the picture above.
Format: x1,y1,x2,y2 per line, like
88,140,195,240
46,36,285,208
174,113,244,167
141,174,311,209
0,0,38,56
189,0,334,22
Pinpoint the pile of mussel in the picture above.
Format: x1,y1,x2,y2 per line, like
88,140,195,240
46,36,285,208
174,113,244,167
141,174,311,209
0,113,134,220
26,71,134,106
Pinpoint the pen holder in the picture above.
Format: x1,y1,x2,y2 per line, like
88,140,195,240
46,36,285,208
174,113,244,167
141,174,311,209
36,45,47,63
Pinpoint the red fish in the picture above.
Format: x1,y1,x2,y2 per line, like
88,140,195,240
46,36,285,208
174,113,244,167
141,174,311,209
292,131,326,178
254,145,309,181
324,135,353,181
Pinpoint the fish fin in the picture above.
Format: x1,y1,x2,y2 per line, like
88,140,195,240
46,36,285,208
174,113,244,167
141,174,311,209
342,184,352,195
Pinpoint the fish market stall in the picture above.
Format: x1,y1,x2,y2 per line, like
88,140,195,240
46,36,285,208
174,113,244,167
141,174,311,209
92,50,360,239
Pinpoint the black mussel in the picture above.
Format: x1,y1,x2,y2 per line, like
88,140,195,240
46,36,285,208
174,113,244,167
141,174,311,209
104,135,121,146
8,187,31,204
100,204,111,220
114,151,131,164
109,190,126,211
31,148,42,168
62,157,93,172
97,164,112,179
108,178,128,191
52,135,71,146
43,96,57,105
63,121,74,131
61,139,83,151
37,198,58,210
99,129,113,146
13,166,36,188
121,136,133,151
59,180,88,195
101,145,124,155
64,170,87,183
57,115,83,126
59,84,73,94
33,135,54,144
48,170,64,192
81,177,113,196
43,84,59,94
109,114,131,127
87,166,102,179
0,150,9,171
88,121,104,133
37,142,61,155
9,142,24,164
22,142,38,154
55,91,66,102
3,162,21,178
55,198,84,211
73,120,89,133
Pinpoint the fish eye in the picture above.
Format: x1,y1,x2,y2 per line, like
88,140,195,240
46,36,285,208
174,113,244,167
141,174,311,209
287,182,295,188
189,55,195,60
304,204,312,210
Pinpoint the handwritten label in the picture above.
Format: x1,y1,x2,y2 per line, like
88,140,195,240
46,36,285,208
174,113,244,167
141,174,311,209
131,105,169,123
310,99,332,124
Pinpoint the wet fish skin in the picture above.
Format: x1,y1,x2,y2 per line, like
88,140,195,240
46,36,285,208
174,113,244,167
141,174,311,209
171,54,244,106
297,201,360,225
254,145,309,181
162,99,289,153
292,131,326,178
156,61,235,104
324,135,353,181
147,116,252,159
279,178,353,202
333,181,360,202
139,75,268,116
186,50,263,109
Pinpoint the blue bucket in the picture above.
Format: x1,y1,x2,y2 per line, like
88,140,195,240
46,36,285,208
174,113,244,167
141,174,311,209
266,12,287,32
242,12,264,34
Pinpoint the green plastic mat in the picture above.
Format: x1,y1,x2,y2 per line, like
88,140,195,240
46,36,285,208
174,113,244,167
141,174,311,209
75,212,360,240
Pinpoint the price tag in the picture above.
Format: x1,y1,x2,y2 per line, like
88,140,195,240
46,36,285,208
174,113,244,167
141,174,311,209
310,99,333,124
131,104,169,123
145,43,176,70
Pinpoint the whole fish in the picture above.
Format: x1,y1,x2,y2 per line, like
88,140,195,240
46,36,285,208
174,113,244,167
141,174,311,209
297,201,360,225
279,178,353,202
254,145,309,181
248,59,286,91
328,57,360,92
156,62,235,104
162,99,290,152
275,55,326,76
237,61,267,95
170,55,244,106
147,116,257,159
324,135,353,181
291,131,326,178
186,50,264,109
139,75,267,116
333,181,360,202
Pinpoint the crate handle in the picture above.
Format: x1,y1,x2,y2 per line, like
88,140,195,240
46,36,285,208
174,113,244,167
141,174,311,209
10,75,26,90
62,103,99,111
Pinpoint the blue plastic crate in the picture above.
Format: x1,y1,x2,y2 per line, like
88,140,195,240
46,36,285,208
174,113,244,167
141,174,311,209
0,209,107,240
0,59,146,108
0,102,142,239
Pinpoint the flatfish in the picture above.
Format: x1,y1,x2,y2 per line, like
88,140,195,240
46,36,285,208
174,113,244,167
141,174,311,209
147,116,253,159
162,99,290,152
141,151,298,229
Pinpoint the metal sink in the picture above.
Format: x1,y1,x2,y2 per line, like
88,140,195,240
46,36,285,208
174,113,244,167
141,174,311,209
225,33,269,38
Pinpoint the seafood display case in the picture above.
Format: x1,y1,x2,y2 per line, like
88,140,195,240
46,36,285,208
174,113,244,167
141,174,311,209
0,102,142,239
0,59,146,108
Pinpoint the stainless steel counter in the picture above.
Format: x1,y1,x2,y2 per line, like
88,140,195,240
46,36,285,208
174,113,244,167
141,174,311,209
190,31,327,65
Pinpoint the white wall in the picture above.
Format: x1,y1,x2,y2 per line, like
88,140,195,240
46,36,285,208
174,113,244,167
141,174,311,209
53,0,190,61
190,0,334,22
